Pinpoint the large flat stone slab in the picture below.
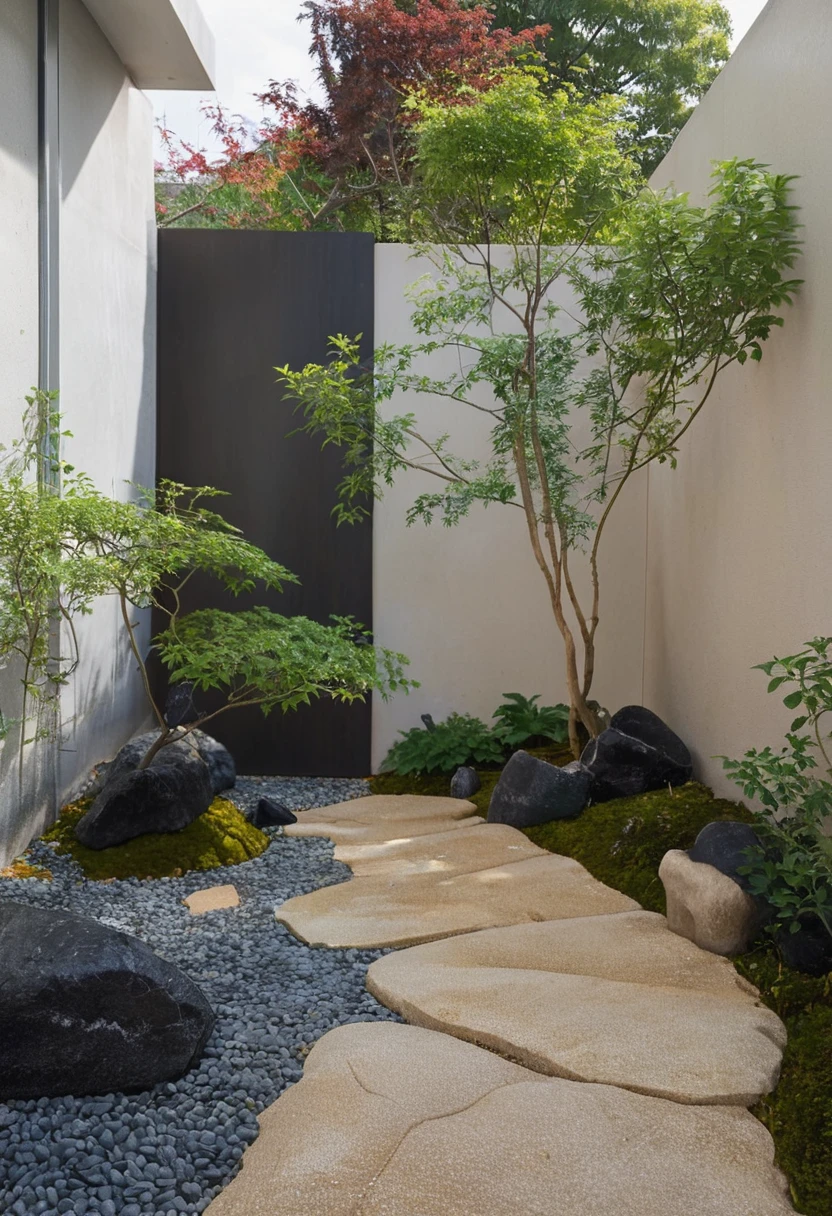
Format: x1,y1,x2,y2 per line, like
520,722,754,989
204,1022,794,1216
366,911,786,1106
284,794,483,844
335,822,546,877
278,854,639,949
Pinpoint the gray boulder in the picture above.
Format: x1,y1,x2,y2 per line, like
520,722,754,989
75,744,213,850
581,706,692,804
0,901,214,1099
450,766,481,800
487,750,591,829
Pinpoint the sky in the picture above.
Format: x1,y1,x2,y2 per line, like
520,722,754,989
149,0,771,159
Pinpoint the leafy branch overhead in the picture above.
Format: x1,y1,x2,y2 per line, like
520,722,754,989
0,402,415,772
279,73,801,755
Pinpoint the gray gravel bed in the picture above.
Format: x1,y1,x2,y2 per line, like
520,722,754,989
225,775,370,817
0,777,398,1216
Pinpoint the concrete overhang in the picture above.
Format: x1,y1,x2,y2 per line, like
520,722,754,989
81,0,216,90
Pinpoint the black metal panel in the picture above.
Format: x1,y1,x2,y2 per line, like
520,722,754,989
156,232,374,776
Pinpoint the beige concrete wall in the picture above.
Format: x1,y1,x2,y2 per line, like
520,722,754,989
372,245,647,770
644,0,830,796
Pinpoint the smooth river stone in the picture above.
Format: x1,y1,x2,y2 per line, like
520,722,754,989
204,1022,794,1216
277,853,638,949
366,911,786,1106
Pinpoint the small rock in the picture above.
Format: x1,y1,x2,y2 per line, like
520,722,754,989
659,849,764,956
450,766,480,799
487,751,590,829
253,798,298,828
581,705,693,804
0,902,215,1099
183,886,241,916
687,821,764,892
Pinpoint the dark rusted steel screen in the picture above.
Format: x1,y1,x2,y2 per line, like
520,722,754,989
157,231,374,776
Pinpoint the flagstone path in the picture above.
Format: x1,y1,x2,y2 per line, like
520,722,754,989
207,794,794,1214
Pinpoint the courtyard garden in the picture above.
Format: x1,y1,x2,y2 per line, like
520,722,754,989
2,1,830,1215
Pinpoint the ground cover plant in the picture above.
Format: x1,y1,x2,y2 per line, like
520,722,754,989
280,69,802,756
0,395,413,782
380,693,571,773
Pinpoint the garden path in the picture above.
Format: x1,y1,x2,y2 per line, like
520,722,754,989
206,795,794,1215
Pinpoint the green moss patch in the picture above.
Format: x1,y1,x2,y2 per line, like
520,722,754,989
736,951,832,1216
525,781,755,913
41,796,269,881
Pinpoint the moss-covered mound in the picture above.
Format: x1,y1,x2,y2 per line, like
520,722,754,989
41,796,269,881
525,781,755,914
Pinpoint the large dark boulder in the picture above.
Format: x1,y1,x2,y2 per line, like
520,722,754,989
75,744,213,850
688,821,764,892
103,729,235,797
487,750,591,829
450,766,481,800
0,902,214,1099
580,706,692,804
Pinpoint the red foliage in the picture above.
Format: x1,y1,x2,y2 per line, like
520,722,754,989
262,0,547,182
157,1,547,229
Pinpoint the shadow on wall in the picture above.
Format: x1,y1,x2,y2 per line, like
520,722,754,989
0,661,58,864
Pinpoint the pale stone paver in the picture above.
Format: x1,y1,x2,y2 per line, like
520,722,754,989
366,911,786,1105
183,884,240,915
277,853,638,949
204,1022,794,1216
284,794,482,844
335,822,547,877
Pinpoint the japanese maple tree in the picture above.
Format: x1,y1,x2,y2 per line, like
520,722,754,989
157,0,546,235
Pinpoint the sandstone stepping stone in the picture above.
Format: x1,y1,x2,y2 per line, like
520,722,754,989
366,911,786,1106
204,1022,794,1216
277,854,638,949
335,822,546,878
183,885,240,915
284,794,483,844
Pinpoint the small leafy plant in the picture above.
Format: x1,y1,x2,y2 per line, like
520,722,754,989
492,692,570,746
381,712,506,775
722,638,832,944
0,396,414,786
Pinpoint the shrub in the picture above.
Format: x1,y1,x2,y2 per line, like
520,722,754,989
722,638,832,945
381,712,506,775
492,692,570,746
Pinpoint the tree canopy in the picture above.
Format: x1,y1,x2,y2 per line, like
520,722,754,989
488,0,732,173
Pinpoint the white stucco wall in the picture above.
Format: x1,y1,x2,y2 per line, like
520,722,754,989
57,0,157,795
644,0,830,795
372,245,647,770
0,0,158,863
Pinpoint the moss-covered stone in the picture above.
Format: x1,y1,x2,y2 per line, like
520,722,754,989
0,858,53,881
40,796,269,881
524,781,755,914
